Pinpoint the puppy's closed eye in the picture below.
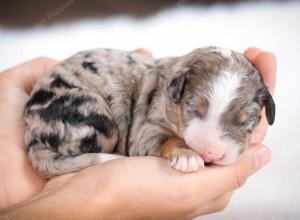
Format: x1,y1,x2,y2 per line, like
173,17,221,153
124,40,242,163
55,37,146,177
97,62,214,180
196,99,209,119
239,111,259,128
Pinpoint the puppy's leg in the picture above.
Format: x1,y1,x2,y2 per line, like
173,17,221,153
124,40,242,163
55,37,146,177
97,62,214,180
159,137,204,173
25,88,121,178
129,123,203,173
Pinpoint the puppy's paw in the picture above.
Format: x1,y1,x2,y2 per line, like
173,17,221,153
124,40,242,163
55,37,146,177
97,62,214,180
168,149,204,173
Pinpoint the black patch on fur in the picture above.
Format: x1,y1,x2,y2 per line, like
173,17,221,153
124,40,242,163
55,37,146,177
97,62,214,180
263,89,275,125
106,94,113,103
40,133,60,152
253,95,259,103
127,54,136,65
129,97,136,123
169,74,186,103
39,95,114,137
42,111,113,138
39,95,70,122
71,96,90,107
85,114,114,138
82,61,98,73
125,97,136,155
79,133,102,153
147,89,157,105
158,135,172,146
26,90,55,107
50,76,75,89
27,138,39,151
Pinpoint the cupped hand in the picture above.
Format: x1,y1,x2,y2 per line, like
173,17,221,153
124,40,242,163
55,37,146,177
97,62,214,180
0,47,276,219
0,57,58,207
245,48,277,143
8,145,268,220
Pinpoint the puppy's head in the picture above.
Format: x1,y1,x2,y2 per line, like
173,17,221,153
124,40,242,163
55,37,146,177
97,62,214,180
167,46,275,165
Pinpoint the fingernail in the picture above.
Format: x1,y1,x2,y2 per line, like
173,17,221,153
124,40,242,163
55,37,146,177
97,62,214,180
255,148,271,168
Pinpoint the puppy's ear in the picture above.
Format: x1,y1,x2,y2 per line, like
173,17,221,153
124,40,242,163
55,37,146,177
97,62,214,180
168,69,189,104
263,88,275,125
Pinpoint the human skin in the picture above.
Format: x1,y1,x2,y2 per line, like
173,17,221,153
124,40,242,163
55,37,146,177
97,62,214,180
0,47,276,219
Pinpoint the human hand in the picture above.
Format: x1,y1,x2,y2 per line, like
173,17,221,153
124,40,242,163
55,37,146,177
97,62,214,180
244,48,277,143
0,57,58,207
1,144,271,220
0,47,276,219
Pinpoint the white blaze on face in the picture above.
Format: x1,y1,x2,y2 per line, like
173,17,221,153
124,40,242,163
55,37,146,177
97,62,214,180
208,71,241,122
183,70,244,165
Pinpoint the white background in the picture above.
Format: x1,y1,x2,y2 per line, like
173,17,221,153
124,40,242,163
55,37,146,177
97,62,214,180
0,1,300,219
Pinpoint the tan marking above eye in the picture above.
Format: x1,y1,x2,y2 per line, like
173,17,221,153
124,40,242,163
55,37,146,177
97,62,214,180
239,112,249,124
196,99,209,119
239,110,259,127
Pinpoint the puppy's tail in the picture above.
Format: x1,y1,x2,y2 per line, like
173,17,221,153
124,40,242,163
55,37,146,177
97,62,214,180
28,148,123,179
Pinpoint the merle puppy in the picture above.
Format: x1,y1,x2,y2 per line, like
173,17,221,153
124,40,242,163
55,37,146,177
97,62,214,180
24,46,275,179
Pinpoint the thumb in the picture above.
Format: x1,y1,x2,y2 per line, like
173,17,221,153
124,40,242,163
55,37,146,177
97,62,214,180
2,57,58,94
206,144,272,196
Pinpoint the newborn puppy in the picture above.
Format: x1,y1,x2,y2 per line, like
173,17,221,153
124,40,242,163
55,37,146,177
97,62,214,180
24,46,275,178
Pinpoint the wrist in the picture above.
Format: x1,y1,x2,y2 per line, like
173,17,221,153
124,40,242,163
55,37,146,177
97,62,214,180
0,178,125,220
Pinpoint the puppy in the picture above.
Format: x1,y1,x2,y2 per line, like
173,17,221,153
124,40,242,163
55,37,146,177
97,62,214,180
24,46,275,178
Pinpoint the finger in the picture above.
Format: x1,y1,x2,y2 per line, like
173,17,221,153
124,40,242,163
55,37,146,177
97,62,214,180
253,52,277,95
244,49,277,143
134,48,152,57
2,57,59,94
244,47,262,62
244,49,277,95
251,52,277,142
201,144,271,196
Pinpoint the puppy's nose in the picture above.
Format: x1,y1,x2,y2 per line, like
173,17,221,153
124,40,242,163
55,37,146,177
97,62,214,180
201,150,224,163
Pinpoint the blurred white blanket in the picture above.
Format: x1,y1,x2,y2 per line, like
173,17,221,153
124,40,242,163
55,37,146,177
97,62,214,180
0,1,300,219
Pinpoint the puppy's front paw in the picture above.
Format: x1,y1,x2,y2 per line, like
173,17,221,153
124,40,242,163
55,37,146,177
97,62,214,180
168,149,204,173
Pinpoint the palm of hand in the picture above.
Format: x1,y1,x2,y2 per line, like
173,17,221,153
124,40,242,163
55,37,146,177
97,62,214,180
0,48,276,208
0,58,55,207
